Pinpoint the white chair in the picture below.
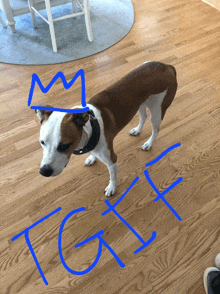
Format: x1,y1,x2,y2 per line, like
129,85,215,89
0,0,31,32
0,13,7,27
27,0,93,52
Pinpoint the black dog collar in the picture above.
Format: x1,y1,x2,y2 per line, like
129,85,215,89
73,110,100,155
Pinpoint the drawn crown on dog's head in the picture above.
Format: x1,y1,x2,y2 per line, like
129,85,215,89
35,105,90,178
35,104,89,127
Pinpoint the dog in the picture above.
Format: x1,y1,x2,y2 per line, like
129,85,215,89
36,61,177,197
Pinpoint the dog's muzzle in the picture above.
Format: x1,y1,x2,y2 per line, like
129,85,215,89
40,164,54,177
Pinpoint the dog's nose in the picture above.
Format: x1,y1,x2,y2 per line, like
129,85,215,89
40,165,54,177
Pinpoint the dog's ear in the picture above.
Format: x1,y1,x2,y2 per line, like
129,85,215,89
35,105,53,124
71,111,89,129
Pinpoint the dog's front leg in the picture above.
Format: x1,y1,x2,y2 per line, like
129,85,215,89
105,162,118,197
91,143,118,196
85,154,96,166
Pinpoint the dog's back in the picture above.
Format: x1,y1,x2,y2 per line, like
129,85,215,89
89,61,177,136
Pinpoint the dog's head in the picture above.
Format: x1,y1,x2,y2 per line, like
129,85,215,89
36,105,89,177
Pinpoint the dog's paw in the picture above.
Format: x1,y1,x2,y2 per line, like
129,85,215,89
141,140,153,151
85,155,96,166
104,183,116,197
129,127,140,136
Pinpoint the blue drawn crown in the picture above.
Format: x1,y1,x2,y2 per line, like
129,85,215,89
28,69,89,113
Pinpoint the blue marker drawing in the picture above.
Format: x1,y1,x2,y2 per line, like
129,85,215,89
144,142,182,221
145,142,181,167
102,177,139,216
28,69,89,113
58,208,125,276
102,179,157,254
11,207,62,286
10,143,183,285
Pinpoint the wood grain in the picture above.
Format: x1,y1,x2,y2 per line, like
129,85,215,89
1,0,220,293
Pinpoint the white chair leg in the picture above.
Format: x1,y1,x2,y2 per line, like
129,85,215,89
83,0,93,42
27,0,37,28
1,0,16,32
45,0,57,52
72,0,77,13
0,15,7,28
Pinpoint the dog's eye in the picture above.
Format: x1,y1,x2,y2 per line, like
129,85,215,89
40,140,45,145
57,143,72,153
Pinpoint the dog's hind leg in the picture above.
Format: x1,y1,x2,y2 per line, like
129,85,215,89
141,86,176,150
141,90,167,150
130,103,147,136
141,105,161,150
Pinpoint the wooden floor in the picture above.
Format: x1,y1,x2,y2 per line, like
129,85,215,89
1,0,220,293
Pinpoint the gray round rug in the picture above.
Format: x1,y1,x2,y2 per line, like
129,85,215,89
0,0,134,65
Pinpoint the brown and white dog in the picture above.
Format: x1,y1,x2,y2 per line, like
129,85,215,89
36,61,177,196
